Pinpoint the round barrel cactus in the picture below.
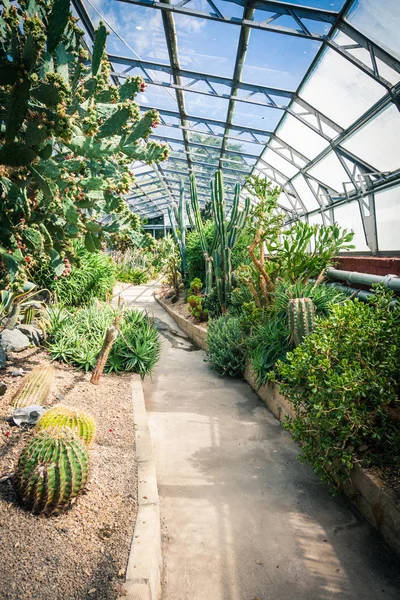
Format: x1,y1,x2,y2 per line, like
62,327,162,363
36,406,96,445
14,428,89,515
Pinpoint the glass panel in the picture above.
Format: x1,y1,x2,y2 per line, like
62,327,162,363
81,1,170,63
262,148,299,178
242,29,321,89
333,202,369,252
175,14,240,78
299,44,384,129
136,83,178,111
291,174,320,212
346,0,400,62
342,104,400,172
232,104,281,131
308,151,355,194
308,213,323,225
184,91,229,121
375,185,400,252
277,114,328,159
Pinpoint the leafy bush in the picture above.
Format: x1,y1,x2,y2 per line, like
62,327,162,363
33,245,115,306
45,303,160,377
247,317,290,387
206,316,246,376
275,289,400,489
116,266,149,285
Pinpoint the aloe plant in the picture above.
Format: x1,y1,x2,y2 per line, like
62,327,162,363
0,1,169,284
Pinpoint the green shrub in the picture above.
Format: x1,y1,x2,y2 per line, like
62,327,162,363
247,317,290,387
275,289,400,489
116,266,149,284
33,245,115,307
206,316,246,376
45,303,160,377
189,278,202,295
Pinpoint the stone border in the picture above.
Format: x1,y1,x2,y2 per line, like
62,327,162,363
121,375,162,600
155,295,400,559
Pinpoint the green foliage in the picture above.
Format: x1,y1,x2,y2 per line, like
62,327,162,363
37,406,96,445
187,295,208,322
275,289,400,489
187,220,214,283
247,317,290,388
272,280,347,318
116,265,149,285
45,303,160,377
33,244,115,306
15,427,89,515
287,297,316,347
206,316,246,376
0,3,169,284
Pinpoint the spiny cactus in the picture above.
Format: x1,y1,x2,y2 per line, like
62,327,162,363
14,427,89,515
37,406,96,445
288,297,316,347
11,364,54,408
168,181,188,280
211,171,250,313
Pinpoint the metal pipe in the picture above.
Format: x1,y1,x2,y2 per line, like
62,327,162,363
326,267,400,293
325,282,398,308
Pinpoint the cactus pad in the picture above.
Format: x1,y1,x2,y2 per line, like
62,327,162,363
11,364,54,408
14,427,89,515
288,297,316,347
37,406,96,445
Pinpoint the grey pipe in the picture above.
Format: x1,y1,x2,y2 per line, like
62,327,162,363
325,282,398,307
326,267,400,292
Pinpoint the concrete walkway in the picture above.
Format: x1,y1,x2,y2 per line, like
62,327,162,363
117,281,400,600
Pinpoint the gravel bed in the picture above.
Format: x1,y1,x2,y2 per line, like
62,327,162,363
0,348,137,600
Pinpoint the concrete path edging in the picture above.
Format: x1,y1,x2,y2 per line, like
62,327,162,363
121,375,162,600
155,294,400,560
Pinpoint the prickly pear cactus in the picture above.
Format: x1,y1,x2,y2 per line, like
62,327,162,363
14,427,89,515
37,406,96,445
287,297,316,347
11,364,54,408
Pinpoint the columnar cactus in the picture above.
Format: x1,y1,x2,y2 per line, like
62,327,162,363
11,364,54,408
37,406,96,445
211,171,250,312
14,427,89,515
287,297,316,347
168,181,188,279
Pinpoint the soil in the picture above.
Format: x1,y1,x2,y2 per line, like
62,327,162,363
0,348,137,600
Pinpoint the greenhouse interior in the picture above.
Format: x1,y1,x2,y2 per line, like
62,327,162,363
1,0,400,598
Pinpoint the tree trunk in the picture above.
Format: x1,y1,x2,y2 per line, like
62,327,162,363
90,324,119,385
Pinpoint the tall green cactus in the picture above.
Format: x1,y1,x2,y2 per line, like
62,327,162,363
168,181,187,280
14,427,89,515
211,171,250,312
287,297,316,347
188,174,216,295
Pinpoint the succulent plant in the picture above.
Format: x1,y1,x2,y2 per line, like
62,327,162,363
168,181,188,280
11,364,54,408
37,406,96,445
14,427,89,515
287,297,316,347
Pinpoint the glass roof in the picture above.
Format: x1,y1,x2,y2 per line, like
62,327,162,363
72,0,400,254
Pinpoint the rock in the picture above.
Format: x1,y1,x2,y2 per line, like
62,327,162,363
0,347,7,370
0,329,30,352
0,381,7,395
11,368,24,377
16,324,43,346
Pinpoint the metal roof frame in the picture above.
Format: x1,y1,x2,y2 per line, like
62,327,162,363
72,0,400,249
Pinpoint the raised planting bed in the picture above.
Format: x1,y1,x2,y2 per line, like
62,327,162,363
156,292,400,559
0,348,137,600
